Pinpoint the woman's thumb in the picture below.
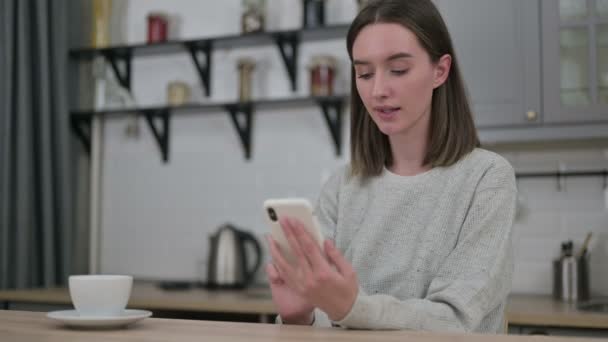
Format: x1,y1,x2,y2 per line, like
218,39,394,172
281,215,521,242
266,263,283,284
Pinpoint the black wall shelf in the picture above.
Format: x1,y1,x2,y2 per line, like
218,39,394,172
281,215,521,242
69,24,350,94
71,95,348,163
69,24,351,163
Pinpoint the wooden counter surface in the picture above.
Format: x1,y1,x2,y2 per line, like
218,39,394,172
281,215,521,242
507,294,608,329
2,284,608,329
0,282,275,315
1,310,604,342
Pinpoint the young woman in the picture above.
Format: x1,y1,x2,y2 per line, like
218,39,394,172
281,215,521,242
266,0,516,333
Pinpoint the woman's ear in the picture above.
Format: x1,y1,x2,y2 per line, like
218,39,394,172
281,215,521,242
433,54,452,89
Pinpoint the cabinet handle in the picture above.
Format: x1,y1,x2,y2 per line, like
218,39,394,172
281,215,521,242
525,110,538,122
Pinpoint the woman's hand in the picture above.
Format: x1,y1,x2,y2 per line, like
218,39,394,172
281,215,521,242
266,261,314,325
267,217,359,322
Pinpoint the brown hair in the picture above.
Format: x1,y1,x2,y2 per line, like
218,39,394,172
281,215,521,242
347,0,480,178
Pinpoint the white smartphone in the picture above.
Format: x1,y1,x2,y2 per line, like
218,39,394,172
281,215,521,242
263,198,324,264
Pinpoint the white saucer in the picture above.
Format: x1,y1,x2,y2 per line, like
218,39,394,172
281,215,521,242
47,309,152,329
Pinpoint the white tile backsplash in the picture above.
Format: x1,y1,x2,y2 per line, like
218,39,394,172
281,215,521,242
511,261,553,295
507,148,608,296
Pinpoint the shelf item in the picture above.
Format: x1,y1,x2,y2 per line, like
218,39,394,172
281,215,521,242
147,12,169,43
241,0,266,34
302,0,325,28
69,24,349,95
167,81,191,106
308,55,337,96
237,58,256,102
70,95,348,162
91,0,111,48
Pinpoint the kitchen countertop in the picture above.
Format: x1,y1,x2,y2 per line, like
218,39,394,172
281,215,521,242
1,283,607,329
0,282,276,315
507,294,608,329
1,310,605,342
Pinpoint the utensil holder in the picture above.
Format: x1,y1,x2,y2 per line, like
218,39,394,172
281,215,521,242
553,255,590,302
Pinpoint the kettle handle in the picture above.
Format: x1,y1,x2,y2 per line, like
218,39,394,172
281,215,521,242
238,230,262,285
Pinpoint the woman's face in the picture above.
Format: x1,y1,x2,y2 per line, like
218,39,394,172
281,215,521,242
352,23,450,139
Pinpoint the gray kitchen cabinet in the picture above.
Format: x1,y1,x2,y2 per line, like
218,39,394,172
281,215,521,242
541,0,608,123
436,0,542,128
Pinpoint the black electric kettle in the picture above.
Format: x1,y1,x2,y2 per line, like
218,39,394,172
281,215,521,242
206,224,262,289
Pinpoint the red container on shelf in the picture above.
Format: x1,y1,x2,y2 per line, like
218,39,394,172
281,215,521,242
309,55,337,96
147,13,168,43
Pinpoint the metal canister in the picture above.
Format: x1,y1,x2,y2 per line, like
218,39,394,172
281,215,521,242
553,253,590,302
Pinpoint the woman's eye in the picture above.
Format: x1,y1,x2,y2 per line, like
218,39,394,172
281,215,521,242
391,70,408,75
357,73,373,80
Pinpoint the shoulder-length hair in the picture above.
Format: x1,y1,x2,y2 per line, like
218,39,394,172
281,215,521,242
347,0,480,178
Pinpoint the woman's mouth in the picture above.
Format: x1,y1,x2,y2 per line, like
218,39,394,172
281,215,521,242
373,106,401,120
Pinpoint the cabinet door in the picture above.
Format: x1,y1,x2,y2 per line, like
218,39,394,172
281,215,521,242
542,0,608,123
436,0,542,127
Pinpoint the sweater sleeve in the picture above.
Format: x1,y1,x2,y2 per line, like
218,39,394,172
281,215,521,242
335,163,517,332
314,166,345,243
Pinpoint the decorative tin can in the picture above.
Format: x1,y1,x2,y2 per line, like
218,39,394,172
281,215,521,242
147,12,168,43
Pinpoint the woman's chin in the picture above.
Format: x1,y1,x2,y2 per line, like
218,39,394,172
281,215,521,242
376,124,403,136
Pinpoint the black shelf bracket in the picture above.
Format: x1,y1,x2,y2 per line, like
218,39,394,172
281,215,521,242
186,41,213,97
71,115,93,154
272,33,300,92
102,49,133,90
224,103,254,160
142,109,171,163
317,98,344,156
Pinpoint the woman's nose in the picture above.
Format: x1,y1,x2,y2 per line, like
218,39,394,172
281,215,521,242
371,74,389,98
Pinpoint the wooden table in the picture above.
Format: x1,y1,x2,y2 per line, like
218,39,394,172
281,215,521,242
2,284,608,329
1,310,605,342
0,282,276,322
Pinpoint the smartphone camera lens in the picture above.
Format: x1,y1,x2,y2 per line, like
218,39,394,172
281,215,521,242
267,207,277,222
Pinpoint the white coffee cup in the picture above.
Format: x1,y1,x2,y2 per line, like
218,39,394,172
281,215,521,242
68,275,133,316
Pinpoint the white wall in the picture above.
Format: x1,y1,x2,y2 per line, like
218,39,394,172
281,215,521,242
99,0,356,281
98,0,608,296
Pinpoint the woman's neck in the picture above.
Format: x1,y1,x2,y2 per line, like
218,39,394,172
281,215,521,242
387,123,430,177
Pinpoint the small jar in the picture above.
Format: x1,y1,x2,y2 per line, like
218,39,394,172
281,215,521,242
237,58,256,102
241,0,266,34
147,12,169,43
302,0,325,28
308,55,337,96
167,81,190,106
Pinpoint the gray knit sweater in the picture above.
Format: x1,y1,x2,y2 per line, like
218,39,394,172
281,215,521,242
306,148,516,333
